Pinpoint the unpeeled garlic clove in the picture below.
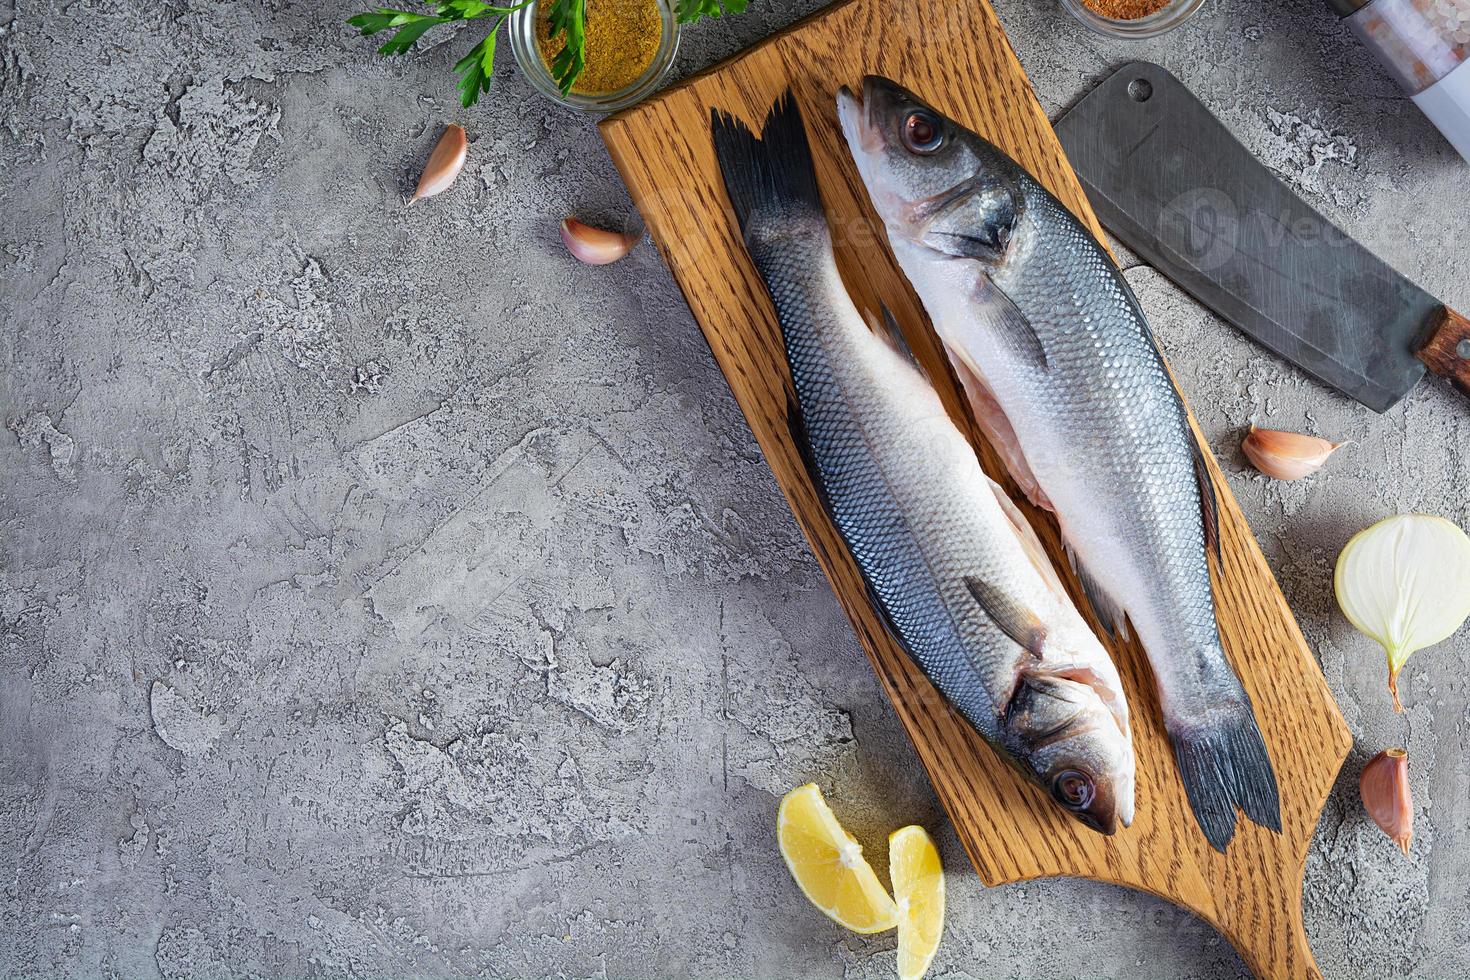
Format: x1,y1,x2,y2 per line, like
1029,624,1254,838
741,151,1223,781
411,124,468,203
1242,425,1345,480
1360,748,1413,856
560,217,638,265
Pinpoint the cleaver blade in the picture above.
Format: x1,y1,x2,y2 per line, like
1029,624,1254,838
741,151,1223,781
1056,61,1470,413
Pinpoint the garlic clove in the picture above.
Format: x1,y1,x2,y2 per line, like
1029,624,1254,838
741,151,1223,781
561,217,638,265
1241,425,1346,480
1359,748,1412,856
411,124,468,203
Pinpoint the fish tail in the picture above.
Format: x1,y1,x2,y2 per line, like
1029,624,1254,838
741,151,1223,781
1168,698,1281,852
710,92,822,243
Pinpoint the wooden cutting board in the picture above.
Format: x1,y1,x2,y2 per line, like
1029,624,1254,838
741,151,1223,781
600,1,1352,975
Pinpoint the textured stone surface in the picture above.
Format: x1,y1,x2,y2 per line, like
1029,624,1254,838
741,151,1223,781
2,0,1468,976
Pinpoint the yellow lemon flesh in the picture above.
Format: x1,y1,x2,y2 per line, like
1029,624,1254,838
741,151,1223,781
889,825,945,980
777,784,900,934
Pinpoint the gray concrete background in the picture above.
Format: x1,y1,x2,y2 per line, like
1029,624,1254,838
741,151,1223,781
2,0,1467,976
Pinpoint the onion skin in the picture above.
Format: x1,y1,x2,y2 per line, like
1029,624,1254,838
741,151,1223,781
1241,426,1345,480
1359,748,1412,856
411,124,468,203
1334,514,1470,712
560,218,638,265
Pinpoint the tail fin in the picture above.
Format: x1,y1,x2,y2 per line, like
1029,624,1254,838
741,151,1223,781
710,92,822,242
1169,699,1281,852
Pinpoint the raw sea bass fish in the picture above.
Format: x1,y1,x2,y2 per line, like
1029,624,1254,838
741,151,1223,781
710,93,1135,834
838,76,1280,851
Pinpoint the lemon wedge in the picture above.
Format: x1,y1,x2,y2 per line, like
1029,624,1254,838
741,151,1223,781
777,784,900,934
889,825,945,980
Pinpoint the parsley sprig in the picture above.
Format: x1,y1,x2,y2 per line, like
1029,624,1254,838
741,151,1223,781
350,0,747,107
349,1,540,104
674,0,747,21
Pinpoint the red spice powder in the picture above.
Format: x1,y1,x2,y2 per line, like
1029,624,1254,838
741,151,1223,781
1079,0,1172,18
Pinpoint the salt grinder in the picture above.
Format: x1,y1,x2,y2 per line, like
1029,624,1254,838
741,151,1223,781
1328,0,1470,162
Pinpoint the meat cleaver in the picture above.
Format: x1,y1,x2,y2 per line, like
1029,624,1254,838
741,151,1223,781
1055,61,1470,412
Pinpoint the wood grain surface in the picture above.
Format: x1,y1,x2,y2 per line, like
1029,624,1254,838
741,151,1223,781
599,1,1352,975
1419,305,1470,399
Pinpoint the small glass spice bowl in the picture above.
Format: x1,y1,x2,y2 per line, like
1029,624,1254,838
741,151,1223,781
1058,0,1207,39
509,0,681,113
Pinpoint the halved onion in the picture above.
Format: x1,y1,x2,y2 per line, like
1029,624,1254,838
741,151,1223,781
1334,514,1470,711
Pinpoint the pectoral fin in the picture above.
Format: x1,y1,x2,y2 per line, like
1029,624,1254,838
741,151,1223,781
964,574,1047,655
977,279,1048,370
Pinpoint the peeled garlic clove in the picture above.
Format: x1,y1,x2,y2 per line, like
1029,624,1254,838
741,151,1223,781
1360,748,1412,855
561,218,637,265
411,124,468,203
1241,425,1345,480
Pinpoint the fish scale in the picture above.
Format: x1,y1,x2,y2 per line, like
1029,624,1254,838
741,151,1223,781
992,181,1232,690
769,240,1021,726
839,75,1280,851
711,93,1135,833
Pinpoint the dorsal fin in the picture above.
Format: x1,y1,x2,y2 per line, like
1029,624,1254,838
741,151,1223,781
1189,433,1221,562
784,394,833,514
784,393,918,663
1132,317,1220,563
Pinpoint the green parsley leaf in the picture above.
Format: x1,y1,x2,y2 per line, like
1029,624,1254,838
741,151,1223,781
674,0,746,23
349,9,451,57
437,1,492,16
544,0,587,95
453,30,499,107
351,0,744,106
347,9,429,35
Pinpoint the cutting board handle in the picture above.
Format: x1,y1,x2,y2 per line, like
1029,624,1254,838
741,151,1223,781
1218,889,1324,980
1418,306,1470,399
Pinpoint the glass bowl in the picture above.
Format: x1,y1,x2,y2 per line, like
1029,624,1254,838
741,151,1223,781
509,0,681,113
1058,0,1207,39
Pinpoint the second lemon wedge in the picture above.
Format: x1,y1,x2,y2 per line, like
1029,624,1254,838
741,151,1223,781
889,825,945,980
777,784,900,934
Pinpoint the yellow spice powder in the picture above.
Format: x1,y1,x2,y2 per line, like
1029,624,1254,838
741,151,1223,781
537,0,662,95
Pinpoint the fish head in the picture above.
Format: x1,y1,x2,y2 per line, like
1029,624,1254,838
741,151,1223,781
1005,668,1136,835
837,76,1022,267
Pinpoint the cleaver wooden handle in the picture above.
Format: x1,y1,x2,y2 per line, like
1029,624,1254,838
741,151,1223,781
1418,306,1470,399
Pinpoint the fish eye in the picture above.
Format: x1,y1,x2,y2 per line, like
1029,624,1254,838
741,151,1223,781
901,109,943,155
1053,769,1095,810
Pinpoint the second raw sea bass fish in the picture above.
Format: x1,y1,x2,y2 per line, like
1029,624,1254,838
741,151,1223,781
838,76,1279,851
710,93,1135,833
